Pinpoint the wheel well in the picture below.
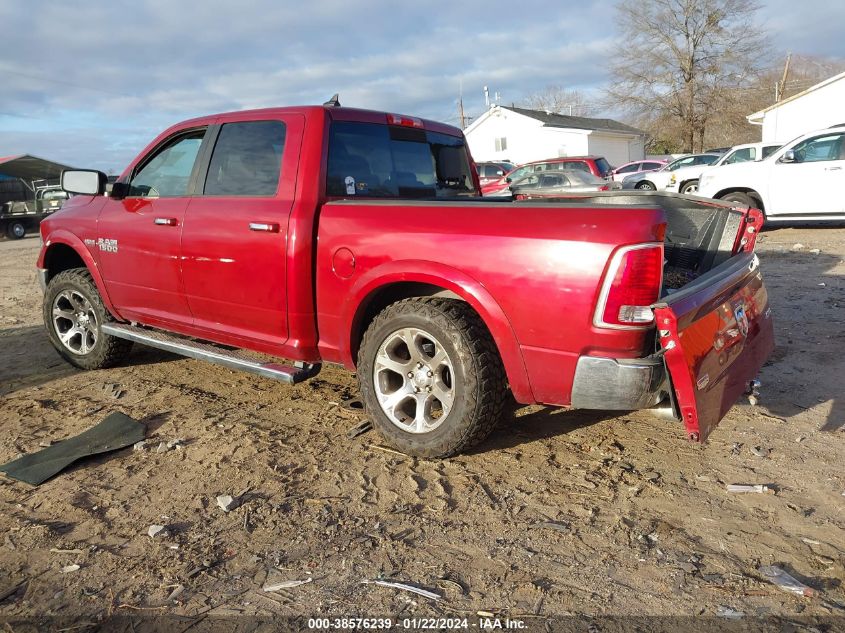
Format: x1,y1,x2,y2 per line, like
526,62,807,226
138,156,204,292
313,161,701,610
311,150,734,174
44,244,86,283
350,282,465,363
716,187,765,211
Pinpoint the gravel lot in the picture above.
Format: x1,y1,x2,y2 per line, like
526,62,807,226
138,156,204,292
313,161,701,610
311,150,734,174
0,227,844,627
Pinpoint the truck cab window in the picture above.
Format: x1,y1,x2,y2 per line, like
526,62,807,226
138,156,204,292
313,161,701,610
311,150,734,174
327,121,478,198
204,121,286,196
128,130,205,198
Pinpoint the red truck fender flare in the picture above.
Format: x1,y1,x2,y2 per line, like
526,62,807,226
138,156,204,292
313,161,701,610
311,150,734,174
39,231,122,320
342,260,534,403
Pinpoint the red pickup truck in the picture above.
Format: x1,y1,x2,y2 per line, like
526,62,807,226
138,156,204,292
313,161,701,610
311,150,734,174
38,104,774,457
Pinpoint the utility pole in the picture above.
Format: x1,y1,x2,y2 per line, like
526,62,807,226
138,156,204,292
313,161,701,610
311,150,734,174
776,53,792,102
458,80,466,129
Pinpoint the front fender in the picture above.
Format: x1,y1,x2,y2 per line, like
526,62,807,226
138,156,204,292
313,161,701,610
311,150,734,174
40,230,123,320
342,260,533,403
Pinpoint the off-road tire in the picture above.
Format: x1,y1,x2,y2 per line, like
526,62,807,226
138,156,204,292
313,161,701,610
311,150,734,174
357,298,508,458
43,267,133,370
6,221,25,240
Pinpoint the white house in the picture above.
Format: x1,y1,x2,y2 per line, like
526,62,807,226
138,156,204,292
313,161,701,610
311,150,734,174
464,105,647,167
747,71,845,142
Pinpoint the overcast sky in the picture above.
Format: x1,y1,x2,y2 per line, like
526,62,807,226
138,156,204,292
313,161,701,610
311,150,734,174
1,0,843,172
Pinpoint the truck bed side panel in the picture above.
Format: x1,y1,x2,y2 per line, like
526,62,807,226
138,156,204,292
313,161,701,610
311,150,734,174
315,200,666,405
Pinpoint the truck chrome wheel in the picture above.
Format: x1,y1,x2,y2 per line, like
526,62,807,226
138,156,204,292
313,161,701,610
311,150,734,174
52,289,99,355
373,327,454,433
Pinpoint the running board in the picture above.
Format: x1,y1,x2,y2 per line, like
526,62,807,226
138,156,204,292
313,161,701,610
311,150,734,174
100,323,321,384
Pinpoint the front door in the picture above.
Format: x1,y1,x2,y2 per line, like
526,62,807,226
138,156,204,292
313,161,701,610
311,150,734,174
767,132,845,217
180,115,303,346
97,127,208,326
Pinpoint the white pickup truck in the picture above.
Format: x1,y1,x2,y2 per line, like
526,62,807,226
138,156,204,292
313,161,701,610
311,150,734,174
699,126,845,222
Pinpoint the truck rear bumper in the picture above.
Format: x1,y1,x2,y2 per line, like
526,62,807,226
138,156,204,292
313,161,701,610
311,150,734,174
570,355,668,410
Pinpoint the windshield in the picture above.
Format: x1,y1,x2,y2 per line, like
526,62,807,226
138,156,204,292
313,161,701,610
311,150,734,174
327,121,478,198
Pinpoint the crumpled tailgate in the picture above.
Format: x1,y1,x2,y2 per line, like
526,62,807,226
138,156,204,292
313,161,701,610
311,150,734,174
653,252,774,441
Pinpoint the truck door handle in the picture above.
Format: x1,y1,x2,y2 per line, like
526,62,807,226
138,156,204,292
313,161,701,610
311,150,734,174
154,217,178,226
249,222,280,233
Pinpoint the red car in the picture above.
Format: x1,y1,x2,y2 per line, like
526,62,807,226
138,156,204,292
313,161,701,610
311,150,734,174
476,161,516,187
481,156,614,195
40,105,773,457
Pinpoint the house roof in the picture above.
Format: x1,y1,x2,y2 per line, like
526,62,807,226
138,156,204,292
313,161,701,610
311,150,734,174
748,70,845,123
0,154,74,182
502,106,646,135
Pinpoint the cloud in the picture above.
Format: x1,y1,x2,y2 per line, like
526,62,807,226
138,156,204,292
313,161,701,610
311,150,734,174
0,0,842,169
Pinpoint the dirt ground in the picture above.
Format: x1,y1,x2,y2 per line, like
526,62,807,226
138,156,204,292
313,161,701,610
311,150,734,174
0,227,844,629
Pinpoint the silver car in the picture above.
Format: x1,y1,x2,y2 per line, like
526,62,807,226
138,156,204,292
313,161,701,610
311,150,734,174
494,170,621,197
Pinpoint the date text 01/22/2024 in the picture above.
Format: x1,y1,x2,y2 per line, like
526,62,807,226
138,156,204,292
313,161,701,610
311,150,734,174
306,617,527,630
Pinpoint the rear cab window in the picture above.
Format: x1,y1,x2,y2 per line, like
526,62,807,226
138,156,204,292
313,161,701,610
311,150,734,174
326,121,478,198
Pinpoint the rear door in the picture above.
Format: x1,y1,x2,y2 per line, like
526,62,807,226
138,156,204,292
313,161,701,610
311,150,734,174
653,252,775,441
180,114,304,346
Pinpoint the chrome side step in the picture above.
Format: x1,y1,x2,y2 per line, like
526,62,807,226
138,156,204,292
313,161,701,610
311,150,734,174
101,323,321,384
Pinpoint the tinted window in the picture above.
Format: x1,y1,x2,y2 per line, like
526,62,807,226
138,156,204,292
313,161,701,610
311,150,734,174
594,158,611,176
506,165,533,182
617,163,640,174
129,130,205,197
791,134,844,162
327,122,477,198
204,121,285,196
667,156,695,170
761,145,781,159
697,155,719,165
562,161,590,172
724,148,755,164
643,162,662,170
538,173,569,187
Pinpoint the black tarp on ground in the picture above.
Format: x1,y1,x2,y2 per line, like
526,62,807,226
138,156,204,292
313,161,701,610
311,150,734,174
0,412,145,485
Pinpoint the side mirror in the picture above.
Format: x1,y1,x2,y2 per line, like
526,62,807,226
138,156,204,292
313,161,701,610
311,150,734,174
780,149,796,163
62,170,107,195
108,181,131,199
505,177,512,183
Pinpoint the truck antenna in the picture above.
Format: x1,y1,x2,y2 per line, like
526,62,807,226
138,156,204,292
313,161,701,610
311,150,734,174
323,94,341,107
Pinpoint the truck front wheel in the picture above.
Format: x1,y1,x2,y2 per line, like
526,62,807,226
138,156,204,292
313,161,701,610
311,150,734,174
358,298,507,457
43,268,133,370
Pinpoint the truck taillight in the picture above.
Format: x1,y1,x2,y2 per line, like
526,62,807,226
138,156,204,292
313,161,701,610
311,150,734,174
594,243,664,329
387,113,424,129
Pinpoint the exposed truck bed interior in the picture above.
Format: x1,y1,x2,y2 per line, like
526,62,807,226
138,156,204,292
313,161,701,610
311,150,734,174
511,191,745,295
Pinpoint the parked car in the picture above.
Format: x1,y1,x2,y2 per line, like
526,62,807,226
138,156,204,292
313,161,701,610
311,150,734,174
506,171,622,197
623,153,721,193
610,159,666,182
481,156,614,195
664,142,783,195
476,161,516,187
698,125,845,222
41,104,773,458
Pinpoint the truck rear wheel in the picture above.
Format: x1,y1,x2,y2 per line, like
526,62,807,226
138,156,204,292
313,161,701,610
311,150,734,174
43,268,133,370
357,298,507,457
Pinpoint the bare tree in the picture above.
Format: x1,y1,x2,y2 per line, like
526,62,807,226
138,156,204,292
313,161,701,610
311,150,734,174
521,85,593,116
607,0,769,152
